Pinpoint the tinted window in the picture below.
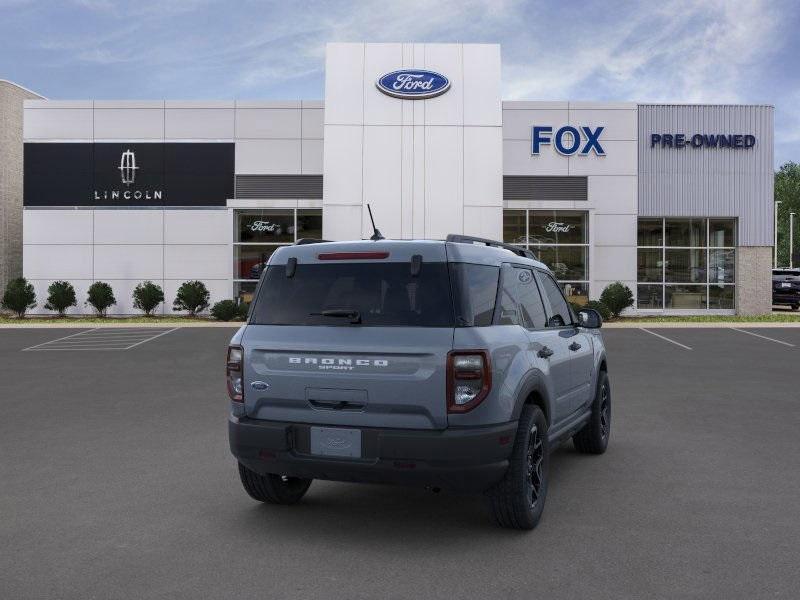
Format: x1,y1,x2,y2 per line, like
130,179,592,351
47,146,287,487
450,263,499,327
251,262,453,327
497,265,546,328
537,272,573,327
774,270,800,279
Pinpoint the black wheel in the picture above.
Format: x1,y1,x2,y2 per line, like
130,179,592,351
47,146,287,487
573,370,611,454
486,405,549,530
792,304,799,311
237,462,312,505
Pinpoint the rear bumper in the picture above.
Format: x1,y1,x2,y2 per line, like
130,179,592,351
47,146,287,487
229,415,517,492
773,291,800,305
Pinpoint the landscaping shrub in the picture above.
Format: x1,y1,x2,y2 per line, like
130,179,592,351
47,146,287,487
1,277,36,318
586,299,612,321
210,299,238,321
173,280,210,316
44,281,77,317
86,282,116,317
133,281,165,316
599,282,634,318
236,301,250,321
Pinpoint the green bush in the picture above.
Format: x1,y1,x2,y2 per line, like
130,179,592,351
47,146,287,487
133,281,165,316
586,300,612,321
236,301,250,321
86,282,116,317
173,280,210,316
599,282,634,318
210,299,238,321
44,281,77,317
1,277,37,318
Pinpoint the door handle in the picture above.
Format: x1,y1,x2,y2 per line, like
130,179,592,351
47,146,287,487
569,342,582,352
537,346,554,359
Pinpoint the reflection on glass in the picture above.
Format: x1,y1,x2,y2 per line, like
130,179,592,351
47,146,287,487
637,248,662,282
560,282,588,306
709,285,735,309
296,210,323,240
529,211,587,245
709,249,735,283
665,249,706,283
665,219,706,247
637,219,663,246
665,285,707,309
235,282,257,305
535,246,587,280
235,246,278,280
709,219,736,247
637,284,663,309
503,210,527,245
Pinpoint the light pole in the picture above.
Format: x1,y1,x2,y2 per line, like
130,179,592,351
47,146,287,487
775,200,782,267
791,212,796,269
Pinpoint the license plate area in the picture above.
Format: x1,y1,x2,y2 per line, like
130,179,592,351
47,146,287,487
310,426,362,458
781,282,792,288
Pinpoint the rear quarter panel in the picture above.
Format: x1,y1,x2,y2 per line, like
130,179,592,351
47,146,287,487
449,326,532,427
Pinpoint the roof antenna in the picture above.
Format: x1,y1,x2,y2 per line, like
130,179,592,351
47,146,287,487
367,204,384,241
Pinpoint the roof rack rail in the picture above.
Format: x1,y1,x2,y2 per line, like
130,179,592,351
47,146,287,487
445,234,537,260
295,238,332,245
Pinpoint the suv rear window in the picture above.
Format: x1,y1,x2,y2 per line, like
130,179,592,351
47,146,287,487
774,270,800,278
251,262,454,327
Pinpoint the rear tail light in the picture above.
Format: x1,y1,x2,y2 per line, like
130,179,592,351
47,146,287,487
227,345,243,402
447,350,491,413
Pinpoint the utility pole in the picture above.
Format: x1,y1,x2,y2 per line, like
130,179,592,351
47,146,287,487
791,212,796,269
774,201,781,267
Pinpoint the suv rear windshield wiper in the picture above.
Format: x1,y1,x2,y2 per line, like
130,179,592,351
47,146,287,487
310,309,362,324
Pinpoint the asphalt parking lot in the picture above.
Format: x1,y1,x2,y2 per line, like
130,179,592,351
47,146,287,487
2,326,799,599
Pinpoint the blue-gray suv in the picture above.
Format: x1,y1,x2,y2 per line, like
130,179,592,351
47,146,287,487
227,235,610,529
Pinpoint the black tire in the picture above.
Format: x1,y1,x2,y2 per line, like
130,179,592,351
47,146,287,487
573,370,611,454
486,405,549,530
237,462,312,505
792,304,799,311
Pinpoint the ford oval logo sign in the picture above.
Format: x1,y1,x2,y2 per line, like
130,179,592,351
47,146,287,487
376,70,450,99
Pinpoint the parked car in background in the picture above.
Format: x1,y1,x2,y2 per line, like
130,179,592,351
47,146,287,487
772,269,800,310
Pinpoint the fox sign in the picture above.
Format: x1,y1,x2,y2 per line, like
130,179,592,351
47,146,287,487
532,125,605,156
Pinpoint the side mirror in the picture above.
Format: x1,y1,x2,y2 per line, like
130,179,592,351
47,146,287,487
577,308,602,329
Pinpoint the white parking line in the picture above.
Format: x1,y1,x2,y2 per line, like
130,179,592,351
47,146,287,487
22,327,178,351
730,328,796,347
639,328,693,350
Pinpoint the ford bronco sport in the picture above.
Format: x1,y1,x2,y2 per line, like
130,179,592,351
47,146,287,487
228,235,610,529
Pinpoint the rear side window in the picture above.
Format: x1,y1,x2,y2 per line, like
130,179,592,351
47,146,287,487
449,263,499,326
497,265,547,329
251,262,454,327
536,272,573,327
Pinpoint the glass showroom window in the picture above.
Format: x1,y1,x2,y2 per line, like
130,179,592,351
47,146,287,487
504,209,590,306
234,209,322,303
637,218,736,310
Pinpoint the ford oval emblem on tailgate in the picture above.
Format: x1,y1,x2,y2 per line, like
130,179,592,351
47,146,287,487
251,381,269,390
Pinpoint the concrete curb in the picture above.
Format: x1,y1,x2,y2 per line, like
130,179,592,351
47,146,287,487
604,321,800,328
0,321,242,329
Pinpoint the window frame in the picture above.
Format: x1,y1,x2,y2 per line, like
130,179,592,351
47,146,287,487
534,269,577,329
493,264,549,331
636,218,737,311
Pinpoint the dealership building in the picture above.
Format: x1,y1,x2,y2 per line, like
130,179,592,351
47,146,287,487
4,42,775,315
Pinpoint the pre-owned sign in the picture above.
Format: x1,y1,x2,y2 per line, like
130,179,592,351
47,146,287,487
650,133,756,149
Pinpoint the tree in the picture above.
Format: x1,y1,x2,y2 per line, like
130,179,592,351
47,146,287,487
86,282,116,317
132,281,165,316
775,162,800,267
1,277,36,318
600,282,634,318
173,281,210,316
44,281,77,317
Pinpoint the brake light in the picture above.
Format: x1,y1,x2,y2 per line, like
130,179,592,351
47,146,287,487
227,345,243,402
447,350,491,413
318,252,390,260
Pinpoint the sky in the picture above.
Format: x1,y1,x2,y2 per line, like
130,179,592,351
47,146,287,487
1,0,799,166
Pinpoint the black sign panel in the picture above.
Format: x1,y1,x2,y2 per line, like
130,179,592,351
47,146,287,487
24,143,234,207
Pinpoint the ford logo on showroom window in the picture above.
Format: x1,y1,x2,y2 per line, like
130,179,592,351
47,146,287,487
376,69,450,99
